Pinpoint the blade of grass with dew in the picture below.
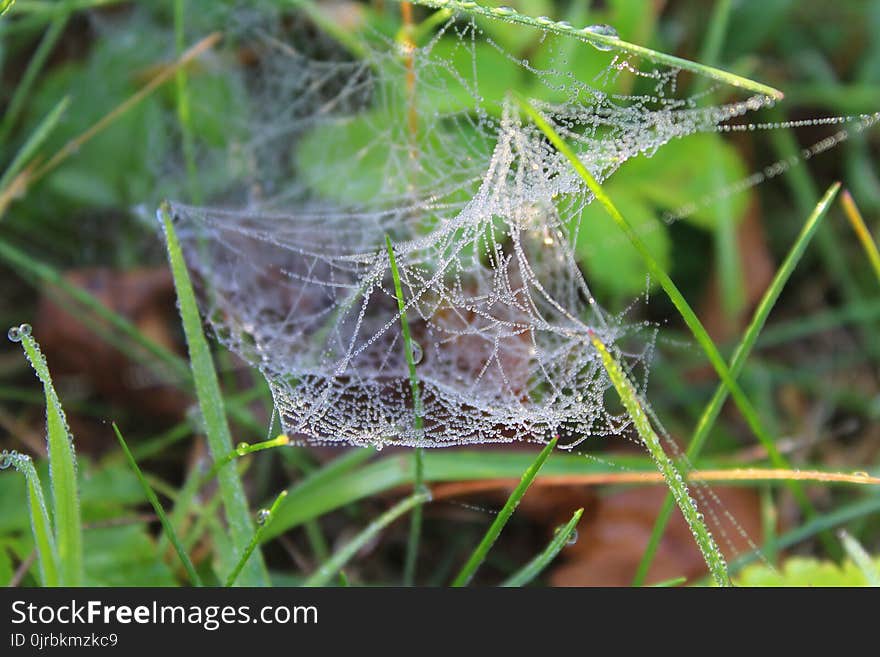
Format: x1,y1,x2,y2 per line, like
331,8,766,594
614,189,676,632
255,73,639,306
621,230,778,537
0,2,69,146
840,189,880,285
633,182,841,585
16,329,83,586
588,330,730,586
838,530,880,586
519,96,818,521
0,451,59,586
0,95,69,195
160,203,269,586
386,235,425,586
404,0,782,99
226,491,287,587
451,435,559,587
303,491,430,587
112,423,202,586
500,507,582,587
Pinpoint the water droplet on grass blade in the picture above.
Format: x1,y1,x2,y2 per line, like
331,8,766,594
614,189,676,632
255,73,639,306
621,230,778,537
582,24,619,50
256,509,270,524
7,323,30,342
411,341,423,365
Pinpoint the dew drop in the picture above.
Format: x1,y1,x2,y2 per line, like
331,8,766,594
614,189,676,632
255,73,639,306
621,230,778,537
236,442,250,456
411,341,423,365
7,323,30,342
582,24,619,51
0,449,11,469
256,509,270,525
554,524,579,546
852,471,870,479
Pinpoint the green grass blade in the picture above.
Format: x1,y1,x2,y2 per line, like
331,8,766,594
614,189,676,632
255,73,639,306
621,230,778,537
160,202,269,586
840,189,880,285
451,435,559,587
589,331,730,586
112,423,202,586
173,0,202,204
403,0,782,99
500,507,582,587
15,328,83,586
303,490,430,587
633,182,841,585
0,4,69,145
838,530,880,587
0,95,69,195
0,450,59,586
385,234,425,585
519,96,818,525
226,491,287,587
650,576,688,587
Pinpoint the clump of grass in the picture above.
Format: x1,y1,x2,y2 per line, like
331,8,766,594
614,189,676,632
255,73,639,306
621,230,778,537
9,324,83,586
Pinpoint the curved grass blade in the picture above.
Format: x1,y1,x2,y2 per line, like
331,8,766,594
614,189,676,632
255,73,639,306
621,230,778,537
500,507,582,587
840,189,880,285
633,182,841,585
519,96,817,527
160,203,269,586
0,451,59,586
386,235,425,585
451,435,559,587
17,331,83,586
403,0,782,99
226,491,288,587
303,491,430,587
112,423,202,586
588,331,730,586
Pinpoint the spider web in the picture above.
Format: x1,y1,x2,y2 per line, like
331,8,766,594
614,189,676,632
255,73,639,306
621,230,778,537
164,6,775,449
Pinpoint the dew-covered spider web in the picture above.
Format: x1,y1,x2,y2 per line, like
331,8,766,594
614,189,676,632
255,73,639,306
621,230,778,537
164,4,779,450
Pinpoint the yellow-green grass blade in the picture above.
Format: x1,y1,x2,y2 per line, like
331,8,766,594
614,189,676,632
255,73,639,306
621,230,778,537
840,189,880,286
112,423,202,586
452,435,559,587
0,450,59,586
500,507,583,587
16,329,83,586
303,491,430,587
589,331,729,586
633,182,841,585
160,202,269,586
